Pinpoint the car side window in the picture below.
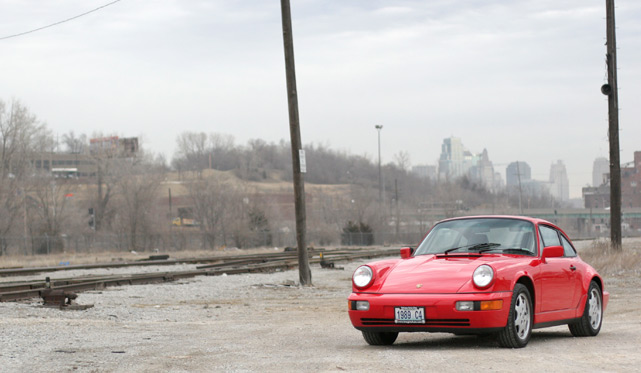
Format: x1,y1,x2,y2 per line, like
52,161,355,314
560,235,577,257
539,225,561,247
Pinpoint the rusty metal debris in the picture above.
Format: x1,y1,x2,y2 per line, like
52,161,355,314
320,253,344,270
40,277,94,310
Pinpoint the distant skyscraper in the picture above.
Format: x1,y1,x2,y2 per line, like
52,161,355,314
478,149,495,189
494,171,504,190
506,162,531,188
438,137,496,186
549,160,569,202
593,157,609,187
438,137,465,179
469,149,495,190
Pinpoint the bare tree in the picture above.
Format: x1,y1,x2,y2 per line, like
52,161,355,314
187,172,243,248
92,156,117,231
86,132,122,232
172,132,238,175
0,99,53,254
61,131,88,154
112,155,165,251
394,151,411,172
174,132,208,172
27,174,75,254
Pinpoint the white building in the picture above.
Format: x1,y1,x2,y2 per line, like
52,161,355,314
438,137,497,189
549,160,569,202
411,165,437,180
438,137,466,179
592,157,609,187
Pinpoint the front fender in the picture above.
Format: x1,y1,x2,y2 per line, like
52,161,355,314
351,258,400,293
577,269,609,315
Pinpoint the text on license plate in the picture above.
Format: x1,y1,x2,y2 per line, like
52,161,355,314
394,306,425,324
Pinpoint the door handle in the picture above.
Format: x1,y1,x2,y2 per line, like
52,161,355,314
569,265,576,271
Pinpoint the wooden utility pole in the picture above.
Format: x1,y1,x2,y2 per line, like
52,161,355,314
605,0,622,250
280,0,312,285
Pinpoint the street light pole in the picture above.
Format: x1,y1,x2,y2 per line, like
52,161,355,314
375,125,383,205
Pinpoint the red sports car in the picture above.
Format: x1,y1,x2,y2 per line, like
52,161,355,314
348,216,608,348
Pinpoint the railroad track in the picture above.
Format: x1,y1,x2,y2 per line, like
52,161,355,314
0,247,400,302
0,248,398,277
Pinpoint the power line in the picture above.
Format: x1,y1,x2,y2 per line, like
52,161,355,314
0,0,122,41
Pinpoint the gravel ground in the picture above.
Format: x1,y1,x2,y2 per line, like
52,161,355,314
1,255,640,372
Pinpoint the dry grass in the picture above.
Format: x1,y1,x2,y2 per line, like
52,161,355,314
579,238,641,275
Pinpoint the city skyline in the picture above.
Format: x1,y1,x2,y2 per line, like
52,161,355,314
416,136,608,202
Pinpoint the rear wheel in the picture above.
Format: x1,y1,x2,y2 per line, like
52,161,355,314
361,330,398,345
569,281,602,337
497,283,532,348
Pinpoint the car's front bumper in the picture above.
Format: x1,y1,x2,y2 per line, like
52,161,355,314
348,291,512,333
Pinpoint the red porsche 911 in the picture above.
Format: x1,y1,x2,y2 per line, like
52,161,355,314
348,216,608,348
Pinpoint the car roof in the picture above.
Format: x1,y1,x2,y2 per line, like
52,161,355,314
437,215,555,227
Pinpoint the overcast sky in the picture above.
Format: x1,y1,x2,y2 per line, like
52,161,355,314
1,0,640,198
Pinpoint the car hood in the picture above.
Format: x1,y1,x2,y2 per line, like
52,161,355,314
372,254,519,294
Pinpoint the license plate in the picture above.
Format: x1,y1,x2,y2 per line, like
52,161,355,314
394,306,425,324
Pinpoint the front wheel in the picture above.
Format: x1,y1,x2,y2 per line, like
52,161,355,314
361,330,398,345
568,281,603,337
497,283,532,348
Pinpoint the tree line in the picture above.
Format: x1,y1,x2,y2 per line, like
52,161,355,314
0,98,562,256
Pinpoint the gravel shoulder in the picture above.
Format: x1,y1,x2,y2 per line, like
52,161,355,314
1,257,640,372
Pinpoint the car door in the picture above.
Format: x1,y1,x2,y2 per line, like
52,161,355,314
538,225,580,312
559,234,584,308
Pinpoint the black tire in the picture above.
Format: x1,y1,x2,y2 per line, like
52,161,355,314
361,330,399,345
569,281,603,337
497,283,533,348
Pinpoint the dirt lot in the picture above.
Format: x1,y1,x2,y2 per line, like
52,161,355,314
1,247,640,372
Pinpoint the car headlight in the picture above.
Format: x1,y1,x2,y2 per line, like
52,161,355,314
473,265,494,288
353,266,374,288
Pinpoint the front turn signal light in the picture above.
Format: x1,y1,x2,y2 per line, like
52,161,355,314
480,300,503,311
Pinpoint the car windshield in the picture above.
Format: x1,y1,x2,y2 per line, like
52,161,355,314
413,218,537,256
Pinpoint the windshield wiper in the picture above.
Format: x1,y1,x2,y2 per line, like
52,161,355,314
443,242,500,255
493,248,536,256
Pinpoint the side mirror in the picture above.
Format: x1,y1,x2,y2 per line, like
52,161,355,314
542,245,564,261
400,247,414,259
